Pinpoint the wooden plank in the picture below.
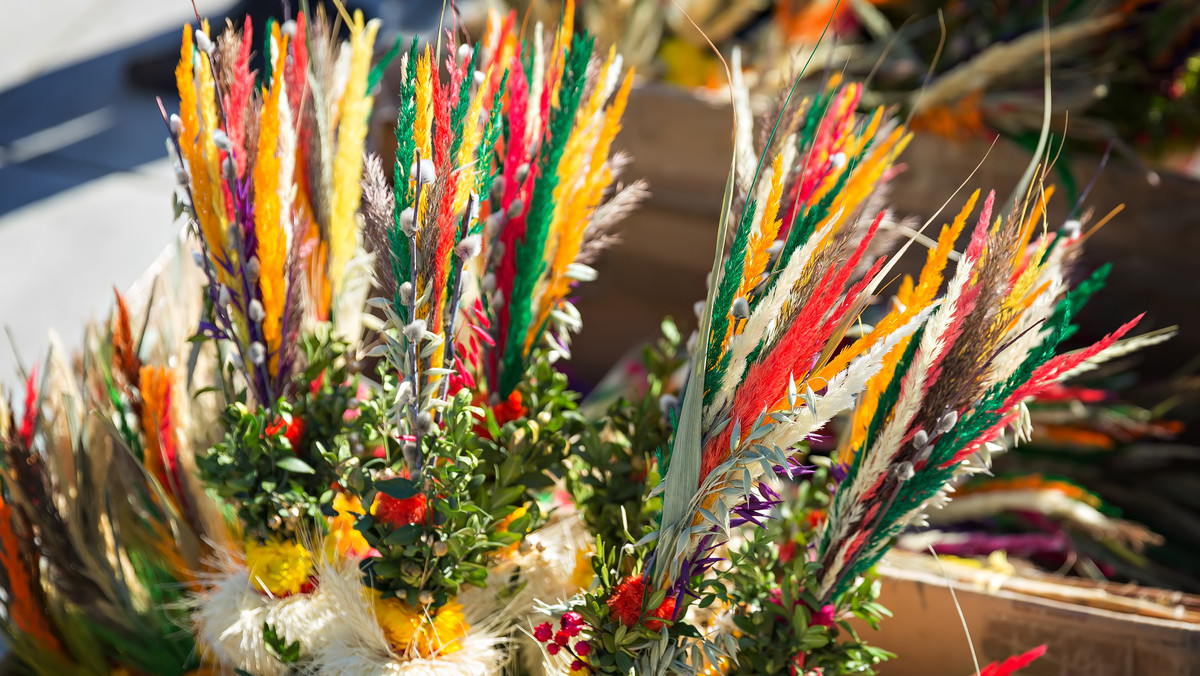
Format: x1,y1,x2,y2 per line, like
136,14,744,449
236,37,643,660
853,553,1200,676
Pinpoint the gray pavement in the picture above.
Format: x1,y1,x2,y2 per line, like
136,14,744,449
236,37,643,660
0,0,230,387
0,0,478,389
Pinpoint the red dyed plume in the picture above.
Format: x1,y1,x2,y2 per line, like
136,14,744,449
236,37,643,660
979,644,1047,676
18,369,37,448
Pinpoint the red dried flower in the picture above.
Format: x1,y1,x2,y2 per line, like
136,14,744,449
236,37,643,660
570,660,586,671
606,575,646,627
554,629,571,646
18,369,37,448
474,390,527,438
373,492,428,527
645,597,676,631
607,575,675,629
574,641,592,657
980,644,1047,676
493,388,526,424
561,611,583,628
266,415,305,450
546,643,561,656
779,540,797,564
533,622,553,643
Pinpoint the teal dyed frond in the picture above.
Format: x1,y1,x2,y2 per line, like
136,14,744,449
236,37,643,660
794,88,834,156
829,460,957,598
390,39,421,300
449,48,479,161
498,34,594,397
103,367,142,459
470,70,510,237
1051,262,1110,341
702,200,757,407
817,326,924,558
522,45,535,84
393,39,421,213
367,34,404,96
863,325,926,455
262,18,277,88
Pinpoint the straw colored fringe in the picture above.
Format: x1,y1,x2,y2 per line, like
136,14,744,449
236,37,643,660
312,555,507,676
191,550,337,676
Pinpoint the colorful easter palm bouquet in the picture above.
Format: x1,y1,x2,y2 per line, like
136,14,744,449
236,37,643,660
899,338,1198,590
0,4,1170,676
0,2,647,674
513,56,1158,673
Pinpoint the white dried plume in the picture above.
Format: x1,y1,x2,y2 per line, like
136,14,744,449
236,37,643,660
191,549,337,676
330,42,354,119
1056,327,1177,382
729,47,757,196
312,554,509,676
195,28,215,54
276,79,297,251
706,213,843,428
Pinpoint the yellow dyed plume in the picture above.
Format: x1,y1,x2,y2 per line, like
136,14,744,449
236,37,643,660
739,152,786,300
328,11,379,297
175,26,230,274
453,62,495,215
525,67,635,352
255,29,288,376
843,191,981,452
414,50,434,165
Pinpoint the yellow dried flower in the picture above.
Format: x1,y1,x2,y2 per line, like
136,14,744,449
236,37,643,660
374,595,469,657
327,493,372,558
244,537,313,596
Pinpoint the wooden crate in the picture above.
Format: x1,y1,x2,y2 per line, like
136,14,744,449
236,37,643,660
852,551,1200,676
